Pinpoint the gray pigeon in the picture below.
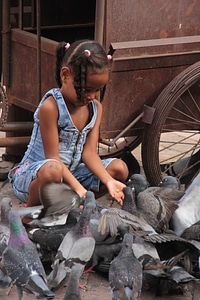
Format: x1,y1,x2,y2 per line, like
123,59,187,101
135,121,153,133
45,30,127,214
97,206,178,243
181,220,200,241
32,182,81,226
109,232,143,300
47,199,96,289
135,183,184,233
28,207,82,263
63,264,83,300
156,265,197,296
0,197,12,258
2,210,55,300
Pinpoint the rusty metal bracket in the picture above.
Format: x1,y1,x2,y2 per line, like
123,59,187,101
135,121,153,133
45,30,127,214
142,105,156,124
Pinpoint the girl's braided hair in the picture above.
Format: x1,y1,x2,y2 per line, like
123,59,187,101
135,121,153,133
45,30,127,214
55,39,112,102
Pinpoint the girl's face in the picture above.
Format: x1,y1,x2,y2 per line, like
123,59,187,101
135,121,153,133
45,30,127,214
60,67,109,106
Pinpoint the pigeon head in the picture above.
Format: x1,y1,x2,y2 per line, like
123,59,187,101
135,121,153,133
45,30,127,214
159,176,180,189
122,186,138,216
127,174,149,195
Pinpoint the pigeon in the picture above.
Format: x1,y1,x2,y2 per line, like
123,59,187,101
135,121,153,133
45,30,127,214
97,205,186,244
47,199,96,289
98,206,156,238
171,172,200,236
154,237,200,276
1,210,54,300
28,207,82,263
135,185,183,232
0,197,12,258
181,220,200,241
126,175,184,233
63,264,83,300
109,232,143,300
156,265,197,296
32,182,82,226
122,184,183,234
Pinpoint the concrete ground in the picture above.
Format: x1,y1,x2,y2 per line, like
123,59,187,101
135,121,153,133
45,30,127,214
0,136,200,299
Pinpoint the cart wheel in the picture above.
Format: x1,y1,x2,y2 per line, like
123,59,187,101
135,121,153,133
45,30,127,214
142,61,200,186
98,136,141,159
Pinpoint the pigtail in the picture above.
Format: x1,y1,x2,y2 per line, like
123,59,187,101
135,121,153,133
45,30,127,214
55,41,69,88
73,52,88,102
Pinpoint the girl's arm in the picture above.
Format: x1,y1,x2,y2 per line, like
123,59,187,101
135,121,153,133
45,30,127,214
38,96,87,197
82,100,125,204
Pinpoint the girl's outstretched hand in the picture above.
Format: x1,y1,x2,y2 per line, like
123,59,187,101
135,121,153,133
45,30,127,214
75,186,87,199
106,180,126,206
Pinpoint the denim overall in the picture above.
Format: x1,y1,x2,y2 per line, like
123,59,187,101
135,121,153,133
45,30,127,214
8,88,114,203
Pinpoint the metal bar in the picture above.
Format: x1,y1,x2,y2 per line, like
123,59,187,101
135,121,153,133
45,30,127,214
18,0,23,30
94,0,105,45
31,0,35,29
0,136,30,147
0,122,33,132
36,0,41,101
2,0,11,86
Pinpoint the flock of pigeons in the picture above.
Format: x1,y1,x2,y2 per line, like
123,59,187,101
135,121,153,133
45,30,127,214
0,172,200,300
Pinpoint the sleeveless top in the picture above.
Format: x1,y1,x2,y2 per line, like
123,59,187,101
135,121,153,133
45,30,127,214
20,88,97,172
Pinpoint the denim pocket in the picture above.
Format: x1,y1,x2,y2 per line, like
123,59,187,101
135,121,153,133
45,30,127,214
59,130,74,151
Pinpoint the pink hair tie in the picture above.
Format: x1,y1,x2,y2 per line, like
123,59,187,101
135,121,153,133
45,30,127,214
107,54,112,61
65,43,70,50
84,49,91,57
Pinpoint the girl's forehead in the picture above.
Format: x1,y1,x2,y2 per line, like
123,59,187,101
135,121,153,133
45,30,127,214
86,72,109,88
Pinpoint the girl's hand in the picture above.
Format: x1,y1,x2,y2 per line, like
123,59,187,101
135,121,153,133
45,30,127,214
75,187,87,199
106,180,126,206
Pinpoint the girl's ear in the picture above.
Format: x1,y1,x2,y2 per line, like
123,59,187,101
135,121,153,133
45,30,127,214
60,66,72,82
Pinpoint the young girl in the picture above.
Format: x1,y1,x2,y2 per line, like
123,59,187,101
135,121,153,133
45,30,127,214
8,39,128,207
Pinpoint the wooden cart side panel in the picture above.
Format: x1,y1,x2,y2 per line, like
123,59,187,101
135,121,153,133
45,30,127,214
9,29,58,112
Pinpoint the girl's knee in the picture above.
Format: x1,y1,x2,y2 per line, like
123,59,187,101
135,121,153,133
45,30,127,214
107,159,128,181
38,161,63,182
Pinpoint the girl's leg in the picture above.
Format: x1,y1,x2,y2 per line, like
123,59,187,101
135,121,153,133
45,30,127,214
27,160,63,206
95,159,128,198
106,158,128,182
